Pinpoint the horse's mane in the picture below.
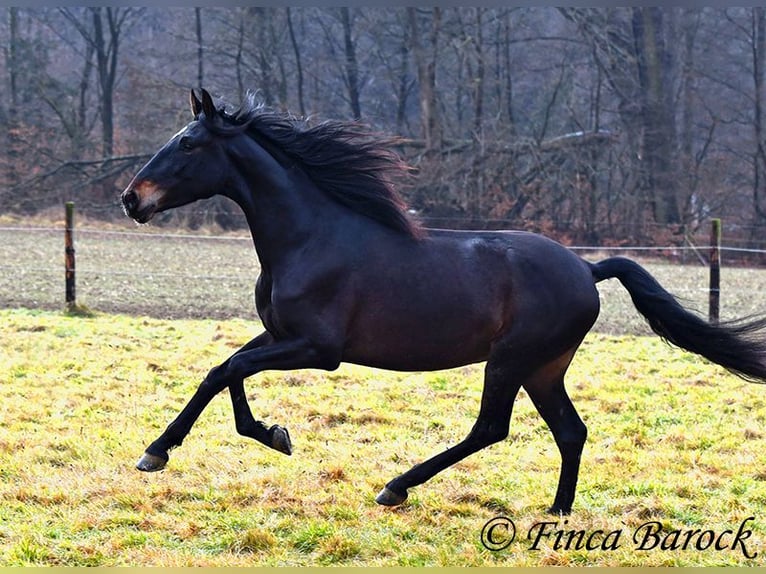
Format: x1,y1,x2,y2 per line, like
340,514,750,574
217,96,423,239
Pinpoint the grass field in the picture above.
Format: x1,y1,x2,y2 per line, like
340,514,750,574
2,308,766,566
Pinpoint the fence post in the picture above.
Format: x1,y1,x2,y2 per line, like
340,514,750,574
65,201,76,310
708,218,721,324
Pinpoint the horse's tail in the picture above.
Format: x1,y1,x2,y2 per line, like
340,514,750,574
590,256,766,383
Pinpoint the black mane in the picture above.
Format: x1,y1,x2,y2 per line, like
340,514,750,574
216,97,422,239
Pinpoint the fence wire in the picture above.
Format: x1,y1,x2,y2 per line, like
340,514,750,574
2,224,766,334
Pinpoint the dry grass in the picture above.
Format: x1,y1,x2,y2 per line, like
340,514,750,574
1,308,766,565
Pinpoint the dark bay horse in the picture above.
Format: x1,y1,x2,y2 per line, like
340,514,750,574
121,89,766,514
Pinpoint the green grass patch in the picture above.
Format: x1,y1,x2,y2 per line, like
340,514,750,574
0,308,765,565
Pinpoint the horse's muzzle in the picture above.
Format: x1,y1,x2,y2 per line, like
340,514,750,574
121,185,159,223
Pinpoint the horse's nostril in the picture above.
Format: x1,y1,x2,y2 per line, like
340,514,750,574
122,189,138,211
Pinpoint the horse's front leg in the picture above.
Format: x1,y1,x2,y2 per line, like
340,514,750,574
136,334,337,472
222,332,292,455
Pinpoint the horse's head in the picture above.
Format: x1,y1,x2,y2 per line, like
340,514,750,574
121,89,238,223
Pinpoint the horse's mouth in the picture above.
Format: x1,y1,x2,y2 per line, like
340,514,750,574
122,200,158,224
132,206,157,224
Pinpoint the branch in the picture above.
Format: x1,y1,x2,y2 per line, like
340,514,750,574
2,154,151,196
399,130,617,155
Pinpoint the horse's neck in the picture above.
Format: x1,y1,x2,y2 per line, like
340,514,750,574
232,167,344,268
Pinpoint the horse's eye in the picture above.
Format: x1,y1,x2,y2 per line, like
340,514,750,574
179,137,194,152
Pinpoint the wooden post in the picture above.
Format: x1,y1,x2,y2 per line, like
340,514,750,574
709,218,721,324
65,201,76,310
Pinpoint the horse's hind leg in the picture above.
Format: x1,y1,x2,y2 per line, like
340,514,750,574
376,359,522,506
524,376,587,515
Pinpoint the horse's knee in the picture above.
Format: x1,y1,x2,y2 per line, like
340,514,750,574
556,421,587,458
469,420,509,447
569,419,587,444
206,362,229,383
198,365,230,396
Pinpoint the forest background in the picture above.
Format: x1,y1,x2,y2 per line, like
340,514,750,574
3,7,766,247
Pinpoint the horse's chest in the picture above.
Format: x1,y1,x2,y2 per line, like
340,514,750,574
255,272,323,339
254,274,283,337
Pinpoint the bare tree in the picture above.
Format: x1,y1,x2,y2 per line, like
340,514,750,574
340,7,361,119
60,7,143,157
496,10,517,133
561,8,684,226
5,8,20,188
632,7,681,224
407,7,442,152
749,7,766,222
195,7,203,88
286,7,305,116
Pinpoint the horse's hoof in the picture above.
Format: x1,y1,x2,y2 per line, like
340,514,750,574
375,486,408,506
136,452,168,472
269,425,292,455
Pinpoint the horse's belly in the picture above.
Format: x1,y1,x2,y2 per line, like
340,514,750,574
341,308,500,371
343,343,489,372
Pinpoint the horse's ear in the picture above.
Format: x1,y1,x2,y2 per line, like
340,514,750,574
190,89,202,118
200,88,217,119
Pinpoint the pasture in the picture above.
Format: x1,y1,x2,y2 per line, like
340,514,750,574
2,310,766,566
2,220,766,565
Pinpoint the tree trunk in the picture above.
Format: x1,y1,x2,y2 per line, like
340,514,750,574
407,7,442,152
472,8,485,136
195,8,204,88
632,7,681,224
752,7,766,220
340,7,361,119
286,8,306,116
499,10,516,134
92,8,112,157
6,8,20,188
395,24,411,134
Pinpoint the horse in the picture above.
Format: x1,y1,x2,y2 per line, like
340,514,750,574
121,89,766,515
